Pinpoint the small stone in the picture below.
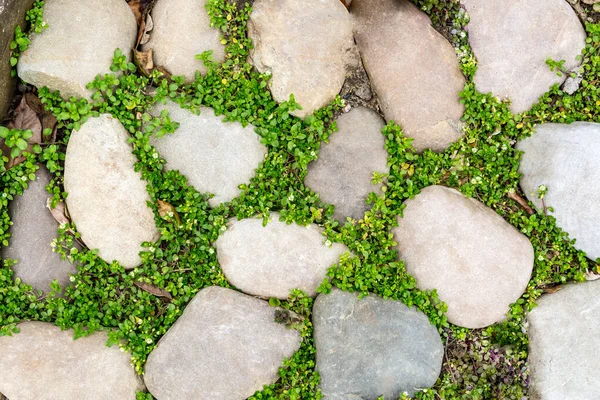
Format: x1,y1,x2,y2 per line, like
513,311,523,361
64,114,159,269
392,186,534,329
306,107,388,221
313,289,443,398
17,0,137,100
562,67,583,95
517,122,600,260
0,321,144,399
528,280,600,399
143,0,225,83
144,286,301,400
462,0,586,114
149,100,267,206
248,0,354,118
2,166,77,293
352,0,465,152
215,213,348,299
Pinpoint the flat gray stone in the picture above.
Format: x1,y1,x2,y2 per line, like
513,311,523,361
64,114,159,269
462,0,586,114
143,0,225,83
313,288,443,399
518,122,600,260
144,286,301,400
18,0,137,99
2,166,77,293
352,0,465,152
528,280,600,400
0,321,144,399
215,213,348,299
306,107,388,222
248,0,354,118
149,100,267,206
393,186,534,329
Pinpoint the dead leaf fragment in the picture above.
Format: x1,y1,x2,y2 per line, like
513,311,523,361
585,270,600,281
542,285,562,294
157,199,181,226
134,48,154,77
8,96,42,144
134,281,173,300
128,0,143,26
140,14,153,46
507,191,534,215
46,198,71,226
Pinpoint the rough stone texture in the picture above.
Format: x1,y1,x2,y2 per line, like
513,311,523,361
215,213,348,299
528,280,600,400
352,0,465,152
17,0,137,100
462,0,586,114
64,114,159,268
518,122,600,260
149,101,267,206
144,286,301,400
313,289,443,399
393,185,534,329
0,321,144,399
306,107,388,221
143,0,225,83
0,0,35,119
2,166,77,293
248,0,354,118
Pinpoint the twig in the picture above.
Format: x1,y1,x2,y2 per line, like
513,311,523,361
507,191,534,215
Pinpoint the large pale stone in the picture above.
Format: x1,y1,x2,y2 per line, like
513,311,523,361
17,0,137,99
144,286,301,400
392,185,534,329
306,107,388,222
248,0,354,118
352,0,465,152
64,114,159,268
2,166,77,293
462,0,586,114
143,0,225,83
314,289,443,399
149,100,267,206
0,321,144,399
528,280,600,400
518,122,600,261
215,213,348,299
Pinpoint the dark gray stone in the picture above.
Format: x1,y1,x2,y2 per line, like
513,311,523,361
313,289,443,399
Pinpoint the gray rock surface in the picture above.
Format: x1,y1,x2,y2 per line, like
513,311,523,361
462,0,586,114
143,0,225,83
215,213,348,299
144,286,301,400
352,0,465,152
64,114,159,269
393,185,534,329
518,122,600,260
0,321,144,399
149,101,267,206
2,166,77,293
18,0,137,99
306,107,388,222
313,289,443,398
248,0,354,118
528,280,600,400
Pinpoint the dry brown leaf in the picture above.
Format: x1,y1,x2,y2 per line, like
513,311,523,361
585,270,600,281
155,65,172,80
24,92,43,114
134,49,154,77
140,14,153,46
157,199,182,225
542,285,562,294
46,198,70,226
340,0,351,8
41,112,58,142
507,191,534,215
134,281,173,300
8,96,42,144
128,0,143,26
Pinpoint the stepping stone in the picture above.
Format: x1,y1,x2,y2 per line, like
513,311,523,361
305,107,388,222
313,288,443,399
518,122,600,261
462,0,586,114
215,213,348,299
143,0,225,83
64,114,159,269
392,185,534,329
18,0,137,100
149,100,267,206
248,0,354,118
0,321,144,399
352,0,465,152
528,280,600,399
2,166,77,293
144,286,301,400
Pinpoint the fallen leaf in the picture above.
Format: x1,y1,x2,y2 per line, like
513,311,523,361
134,281,173,300
139,14,153,46
128,0,143,26
134,48,154,77
46,198,70,226
542,285,562,294
157,199,182,226
585,270,600,281
340,0,351,8
40,112,57,142
24,92,43,114
155,65,172,80
507,191,534,215
8,96,42,144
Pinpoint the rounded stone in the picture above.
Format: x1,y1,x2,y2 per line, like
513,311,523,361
64,114,159,269
392,185,534,329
